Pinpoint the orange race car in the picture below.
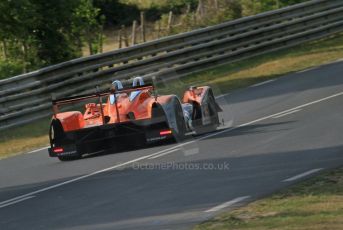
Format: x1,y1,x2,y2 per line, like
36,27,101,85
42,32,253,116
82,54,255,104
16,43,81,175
48,77,222,161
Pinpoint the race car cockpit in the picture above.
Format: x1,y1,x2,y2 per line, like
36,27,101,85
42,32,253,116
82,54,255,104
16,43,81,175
130,77,145,101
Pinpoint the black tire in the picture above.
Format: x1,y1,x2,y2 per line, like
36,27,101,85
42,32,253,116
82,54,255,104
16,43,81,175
208,92,220,126
163,97,187,142
173,99,187,141
194,93,219,134
50,120,82,161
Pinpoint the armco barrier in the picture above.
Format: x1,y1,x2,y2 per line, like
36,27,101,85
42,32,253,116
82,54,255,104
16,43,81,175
1,0,343,130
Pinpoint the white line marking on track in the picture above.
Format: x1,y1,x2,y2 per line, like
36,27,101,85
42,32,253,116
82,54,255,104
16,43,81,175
215,92,230,99
26,146,49,154
205,196,251,213
330,58,343,64
272,109,302,119
250,79,276,88
0,196,35,209
148,148,180,159
297,67,318,73
237,91,343,127
0,147,194,206
1,91,342,208
283,168,323,182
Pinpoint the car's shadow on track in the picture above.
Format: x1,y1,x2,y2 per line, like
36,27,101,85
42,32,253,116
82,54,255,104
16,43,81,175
81,121,294,160
82,139,178,160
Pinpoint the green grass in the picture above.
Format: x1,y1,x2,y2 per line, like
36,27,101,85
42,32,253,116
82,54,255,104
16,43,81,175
157,33,343,96
194,167,343,230
1,33,343,159
0,118,50,159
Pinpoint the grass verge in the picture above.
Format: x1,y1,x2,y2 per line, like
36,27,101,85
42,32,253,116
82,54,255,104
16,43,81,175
157,33,343,95
194,167,343,230
0,118,50,159
1,33,343,159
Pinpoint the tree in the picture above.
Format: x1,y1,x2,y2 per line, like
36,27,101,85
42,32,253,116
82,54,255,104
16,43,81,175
0,0,38,70
72,0,103,55
0,0,102,67
30,0,90,65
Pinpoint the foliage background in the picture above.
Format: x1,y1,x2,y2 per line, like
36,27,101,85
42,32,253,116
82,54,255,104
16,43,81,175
0,0,308,79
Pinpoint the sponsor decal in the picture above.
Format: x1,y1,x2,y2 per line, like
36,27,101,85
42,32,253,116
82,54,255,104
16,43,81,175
58,150,77,156
147,136,167,142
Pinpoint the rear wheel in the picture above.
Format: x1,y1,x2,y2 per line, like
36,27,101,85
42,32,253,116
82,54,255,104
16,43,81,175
163,97,187,142
194,93,219,134
173,99,187,141
50,120,82,161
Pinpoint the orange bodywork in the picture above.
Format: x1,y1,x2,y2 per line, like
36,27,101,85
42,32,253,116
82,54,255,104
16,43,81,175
104,90,153,123
182,86,208,104
53,84,213,133
56,111,85,131
54,86,174,132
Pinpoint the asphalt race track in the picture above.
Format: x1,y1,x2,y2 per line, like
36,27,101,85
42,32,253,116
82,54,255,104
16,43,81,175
1,60,343,230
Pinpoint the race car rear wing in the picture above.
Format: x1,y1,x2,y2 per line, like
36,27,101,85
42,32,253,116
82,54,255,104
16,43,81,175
52,84,155,124
52,84,155,105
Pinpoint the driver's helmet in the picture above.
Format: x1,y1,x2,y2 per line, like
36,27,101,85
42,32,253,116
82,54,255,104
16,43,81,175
132,76,145,87
130,77,145,101
110,80,123,104
112,80,123,90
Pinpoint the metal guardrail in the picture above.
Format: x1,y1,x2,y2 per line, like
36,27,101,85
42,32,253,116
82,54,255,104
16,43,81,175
1,0,343,130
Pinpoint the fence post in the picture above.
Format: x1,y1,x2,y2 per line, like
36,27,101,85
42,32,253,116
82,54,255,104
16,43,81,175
98,26,104,53
214,0,219,10
157,21,161,39
184,4,192,31
2,41,8,59
167,11,173,34
186,3,191,14
196,0,205,18
132,20,137,45
121,25,129,47
140,11,146,43
118,27,122,49
22,41,28,73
